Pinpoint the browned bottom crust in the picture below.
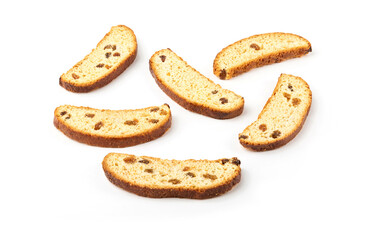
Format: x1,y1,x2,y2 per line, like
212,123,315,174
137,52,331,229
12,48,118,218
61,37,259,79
59,49,137,93
217,47,311,80
103,168,241,199
239,103,311,151
149,64,243,119
53,112,171,148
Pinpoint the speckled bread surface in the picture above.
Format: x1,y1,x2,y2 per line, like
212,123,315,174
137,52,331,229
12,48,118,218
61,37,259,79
214,33,311,80
103,153,241,199
60,25,137,92
54,104,171,148
239,74,312,151
150,48,244,119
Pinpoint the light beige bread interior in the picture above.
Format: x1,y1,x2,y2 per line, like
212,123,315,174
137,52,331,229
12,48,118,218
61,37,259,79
60,25,137,92
54,104,171,148
149,49,244,119
102,153,241,199
214,33,311,80
239,74,312,151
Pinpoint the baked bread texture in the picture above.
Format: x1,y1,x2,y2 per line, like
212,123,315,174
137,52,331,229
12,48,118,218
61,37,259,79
239,74,312,151
214,33,311,80
54,104,171,148
102,153,241,199
149,49,244,119
60,25,137,92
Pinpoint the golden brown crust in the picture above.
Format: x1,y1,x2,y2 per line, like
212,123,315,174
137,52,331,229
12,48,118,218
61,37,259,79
214,33,312,80
102,158,241,199
53,106,172,148
59,25,137,93
239,74,312,151
149,49,244,119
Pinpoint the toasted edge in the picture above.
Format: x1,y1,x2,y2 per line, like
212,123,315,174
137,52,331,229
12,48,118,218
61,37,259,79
239,74,312,151
102,156,241,199
149,49,244,119
59,25,138,93
214,33,312,80
53,105,172,148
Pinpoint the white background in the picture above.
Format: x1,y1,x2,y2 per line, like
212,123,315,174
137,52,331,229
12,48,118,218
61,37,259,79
1,0,367,239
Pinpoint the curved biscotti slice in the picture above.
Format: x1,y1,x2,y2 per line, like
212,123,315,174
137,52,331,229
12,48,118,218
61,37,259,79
54,104,171,148
149,49,244,119
239,74,312,151
214,33,311,80
60,25,137,92
102,153,241,199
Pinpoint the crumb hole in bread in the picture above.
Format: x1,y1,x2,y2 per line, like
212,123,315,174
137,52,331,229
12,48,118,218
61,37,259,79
124,119,138,126
160,109,168,115
96,63,105,68
159,55,166,62
211,90,218,94
231,158,241,166
186,172,196,178
168,179,181,185
138,159,150,164
123,156,136,164
60,111,67,116
239,135,248,140
113,52,120,57
85,113,95,118
271,130,281,139
105,52,111,58
104,45,112,50
203,173,217,180
94,121,103,130
250,43,261,50
150,107,159,112
219,97,228,104
292,98,301,106
144,169,153,173
283,92,291,101
259,124,267,132
166,72,171,76
72,73,79,79
105,65,111,69
149,119,159,124
183,167,190,171
288,84,294,92
114,163,119,166
219,69,227,79
221,159,230,165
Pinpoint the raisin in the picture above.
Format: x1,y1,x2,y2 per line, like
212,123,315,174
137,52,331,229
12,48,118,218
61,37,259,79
113,52,120,57
160,109,168,115
288,84,294,92
112,45,117,51
60,111,67,116
124,119,138,126
231,158,241,166
186,172,196,178
72,73,79,79
105,65,112,69
65,114,71,120
124,156,136,164
212,90,218,94
138,159,150,164
150,107,160,112
168,179,181,184
259,124,267,132
105,52,111,58
239,135,248,140
85,113,95,118
250,43,261,50
159,55,166,62
219,97,228,104
221,159,230,165
94,121,103,130
219,69,227,79
292,98,301,106
203,174,217,180
283,92,291,101
144,169,153,173
96,63,104,68
149,119,159,124
104,45,112,50
271,130,281,139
